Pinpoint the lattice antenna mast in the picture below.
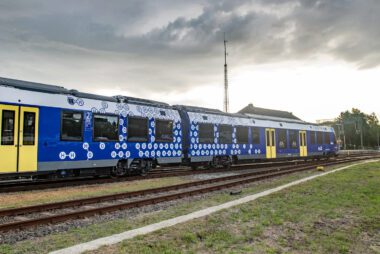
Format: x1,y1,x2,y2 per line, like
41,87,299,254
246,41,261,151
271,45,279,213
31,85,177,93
223,33,229,113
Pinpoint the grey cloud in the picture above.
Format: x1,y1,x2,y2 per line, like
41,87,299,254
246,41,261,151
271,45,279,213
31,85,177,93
0,0,379,98
287,0,380,68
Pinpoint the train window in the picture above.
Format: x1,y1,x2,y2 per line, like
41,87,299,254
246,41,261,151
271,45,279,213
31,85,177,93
156,119,173,142
127,117,148,142
332,133,337,144
1,110,15,145
317,132,323,144
252,127,260,144
61,111,83,141
266,130,270,146
219,125,232,144
324,132,330,144
199,123,214,143
93,114,119,142
309,131,316,145
23,112,36,145
278,129,287,149
236,126,249,144
289,130,298,148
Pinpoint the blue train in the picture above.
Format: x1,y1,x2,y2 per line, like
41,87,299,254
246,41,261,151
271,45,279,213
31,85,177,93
0,77,338,179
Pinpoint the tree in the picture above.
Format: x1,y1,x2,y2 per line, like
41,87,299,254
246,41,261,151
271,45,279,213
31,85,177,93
332,108,379,149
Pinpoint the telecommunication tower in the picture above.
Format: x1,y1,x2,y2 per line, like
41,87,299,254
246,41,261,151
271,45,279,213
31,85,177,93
223,33,229,113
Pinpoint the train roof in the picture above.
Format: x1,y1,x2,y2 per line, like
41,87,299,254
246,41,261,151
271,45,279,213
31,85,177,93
0,77,331,129
0,77,170,108
173,105,249,118
174,104,309,123
176,105,333,132
174,104,330,130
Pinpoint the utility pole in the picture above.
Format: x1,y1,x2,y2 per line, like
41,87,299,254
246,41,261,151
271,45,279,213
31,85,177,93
223,33,229,113
360,120,364,150
356,118,364,150
343,123,346,150
336,122,346,150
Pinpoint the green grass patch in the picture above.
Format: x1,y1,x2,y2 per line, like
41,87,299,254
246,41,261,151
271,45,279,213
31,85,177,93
91,161,380,254
1,161,378,254
0,176,190,209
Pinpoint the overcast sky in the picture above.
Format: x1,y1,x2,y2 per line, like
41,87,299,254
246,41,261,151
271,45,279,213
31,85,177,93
0,0,379,122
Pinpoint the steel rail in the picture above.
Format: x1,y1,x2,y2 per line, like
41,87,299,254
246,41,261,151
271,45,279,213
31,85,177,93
0,161,324,217
0,158,335,193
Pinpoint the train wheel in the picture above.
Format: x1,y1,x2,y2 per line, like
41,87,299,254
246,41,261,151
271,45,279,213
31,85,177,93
223,161,232,169
222,156,232,169
111,161,128,177
111,167,127,177
140,160,152,176
140,167,148,176
203,163,211,170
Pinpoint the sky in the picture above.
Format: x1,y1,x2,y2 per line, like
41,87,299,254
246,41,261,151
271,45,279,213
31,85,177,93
0,0,379,122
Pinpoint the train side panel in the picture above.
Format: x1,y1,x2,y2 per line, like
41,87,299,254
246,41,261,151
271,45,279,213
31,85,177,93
0,84,183,176
37,105,184,173
177,107,338,165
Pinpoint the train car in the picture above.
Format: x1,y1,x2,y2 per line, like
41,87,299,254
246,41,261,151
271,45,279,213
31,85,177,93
0,77,182,179
175,105,338,169
0,77,338,180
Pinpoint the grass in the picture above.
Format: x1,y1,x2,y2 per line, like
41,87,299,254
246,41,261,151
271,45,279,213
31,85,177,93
0,160,378,254
90,161,380,254
0,177,190,209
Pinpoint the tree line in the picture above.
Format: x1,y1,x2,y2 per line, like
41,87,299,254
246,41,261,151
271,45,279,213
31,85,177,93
321,108,380,150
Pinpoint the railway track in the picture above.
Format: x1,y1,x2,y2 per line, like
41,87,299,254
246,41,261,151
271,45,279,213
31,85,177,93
0,159,331,193
0,153,376,193
0,155,376,232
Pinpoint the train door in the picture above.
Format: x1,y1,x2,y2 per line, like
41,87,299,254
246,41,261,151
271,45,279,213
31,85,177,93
265,128,276,159
0,104,39,173
18,107,39,172
299,131,307,157
0,105,19,173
